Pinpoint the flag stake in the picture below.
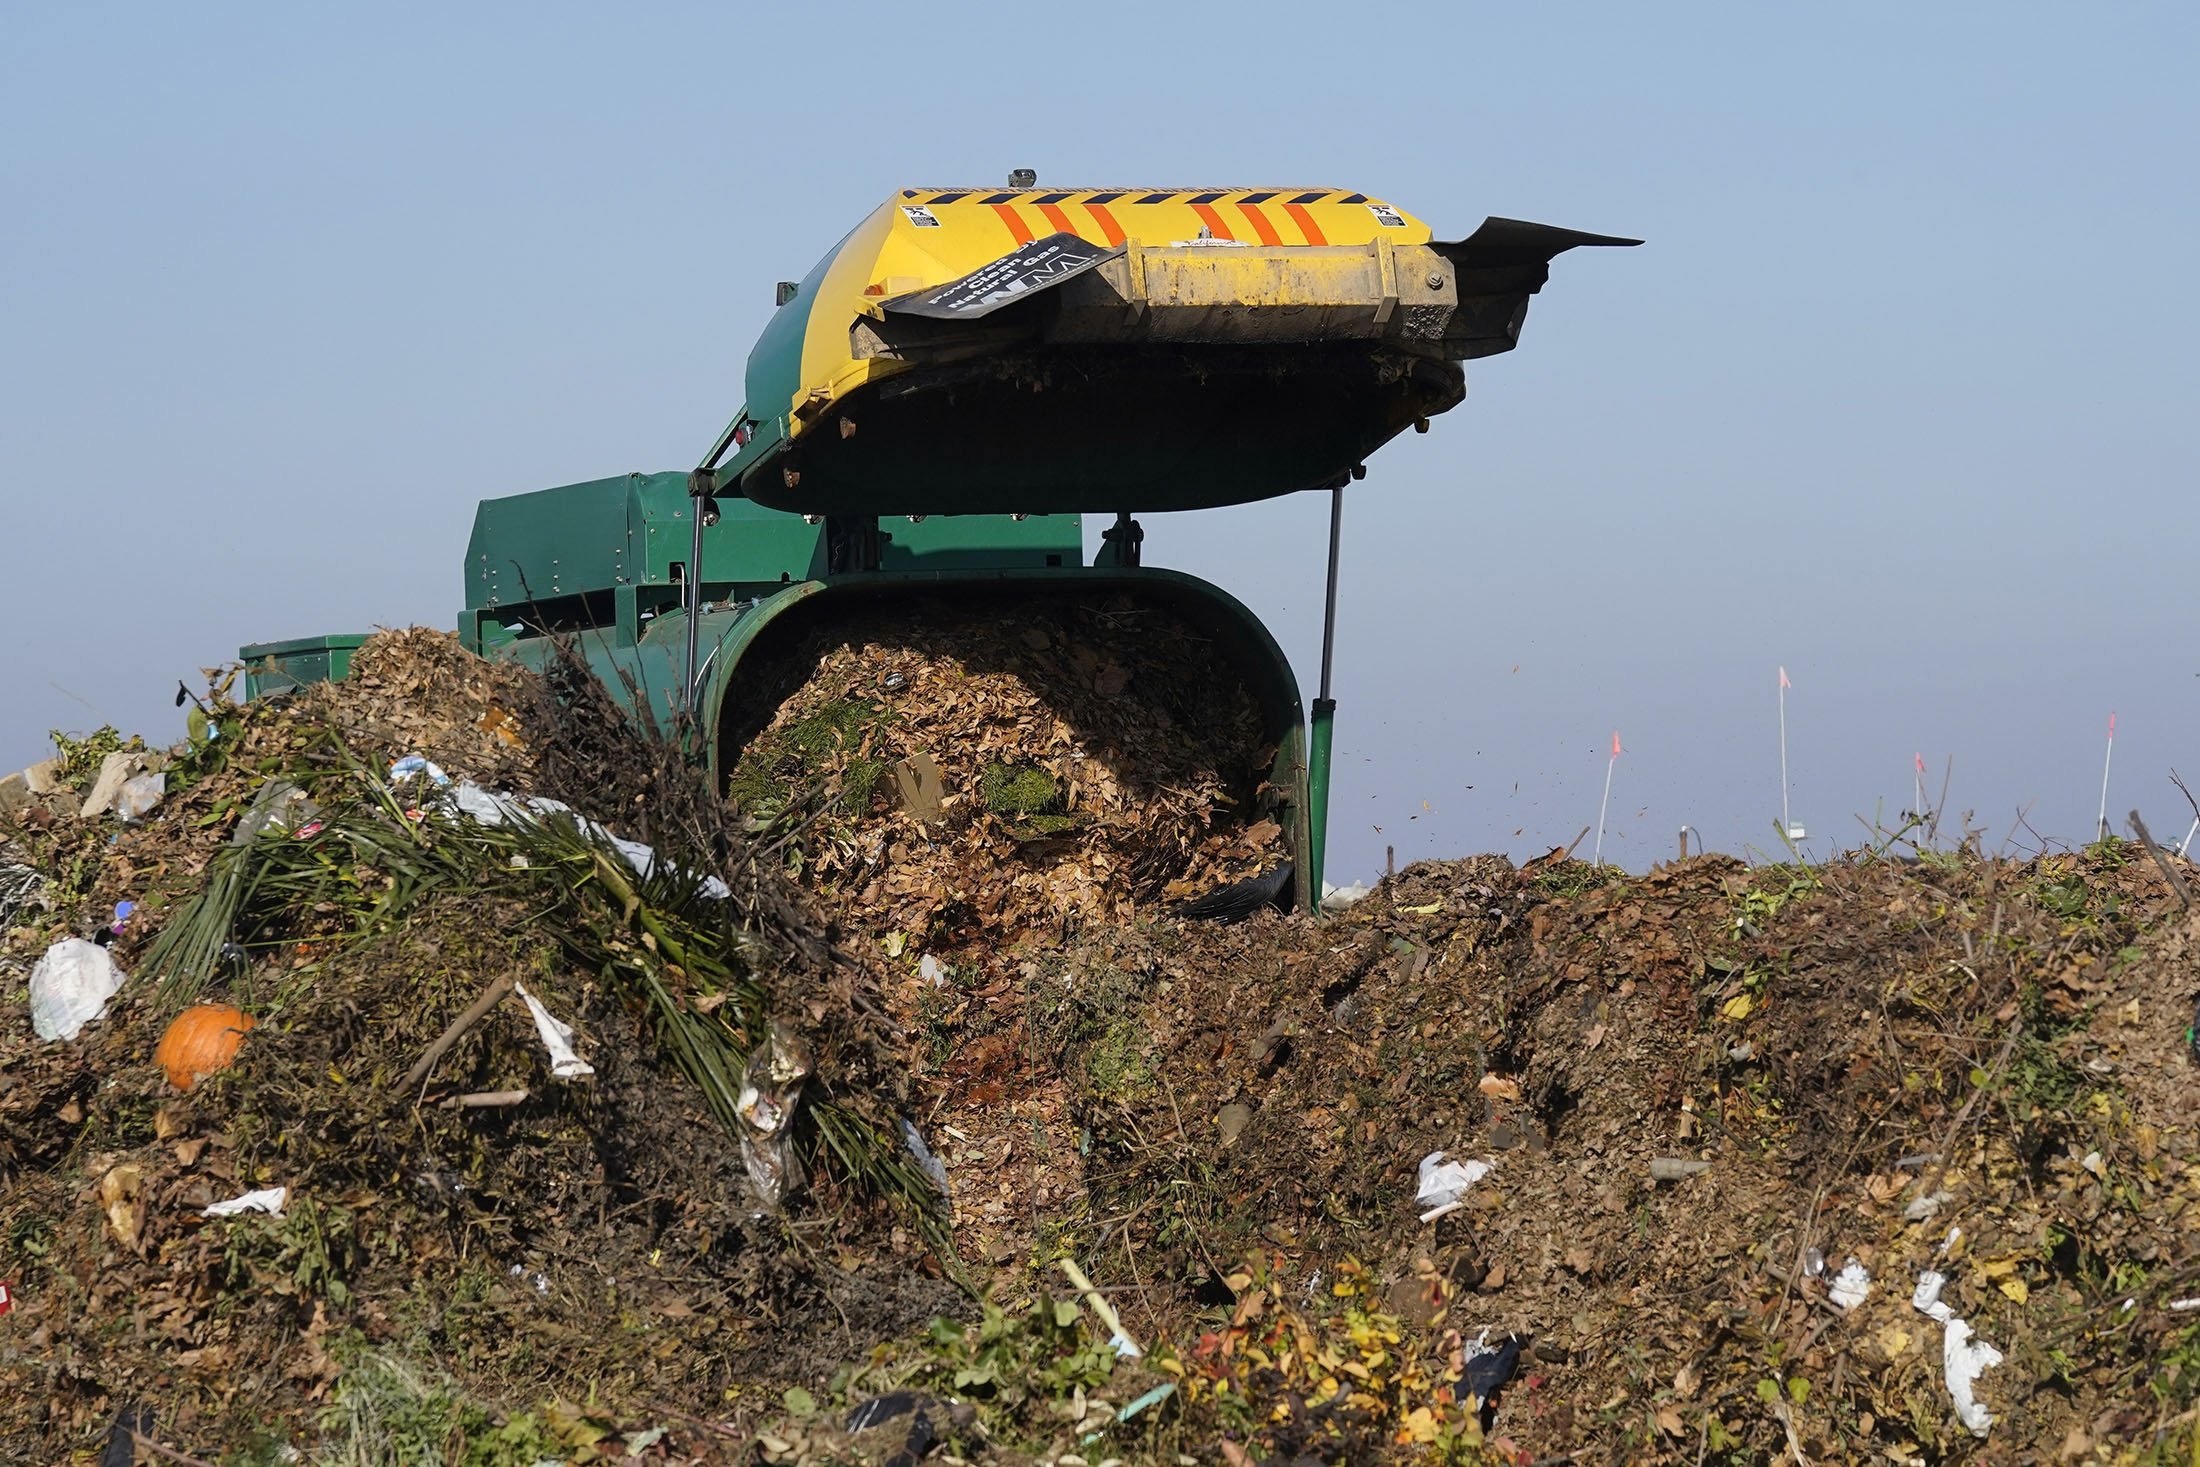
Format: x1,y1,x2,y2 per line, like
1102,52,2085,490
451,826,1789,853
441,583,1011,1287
1594,731,1620,867
1777,667,1804,840
2097,712,2116,841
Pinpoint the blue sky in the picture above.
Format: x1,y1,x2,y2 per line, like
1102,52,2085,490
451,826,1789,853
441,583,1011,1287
4,4,2196,878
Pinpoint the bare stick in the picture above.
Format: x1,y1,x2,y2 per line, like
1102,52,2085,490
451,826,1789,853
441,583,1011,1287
131,1432,220,1467
2169,770,2200,856
444,1088,530,1110
1917,1012,2023,1207
399,974,516,1095
1930,755,1954,845
2127,811,2194,912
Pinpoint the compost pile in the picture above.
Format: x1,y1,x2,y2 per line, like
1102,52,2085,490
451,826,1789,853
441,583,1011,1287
723,595,1288,947
0,631,951,1465
7,627,2200,1466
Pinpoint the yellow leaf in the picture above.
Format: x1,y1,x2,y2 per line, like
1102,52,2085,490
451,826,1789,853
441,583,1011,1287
1399,901,1442,915
1721,993,1754,1021
1980,1258,2018,1279
1999,1278,2029,1304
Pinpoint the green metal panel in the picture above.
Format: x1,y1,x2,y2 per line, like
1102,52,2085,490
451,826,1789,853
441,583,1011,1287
463,472,1084,651
466,476,636,612
239,633,370,697
878,514,1080,570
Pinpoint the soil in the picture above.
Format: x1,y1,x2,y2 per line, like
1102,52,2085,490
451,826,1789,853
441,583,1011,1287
5,630,2199,1466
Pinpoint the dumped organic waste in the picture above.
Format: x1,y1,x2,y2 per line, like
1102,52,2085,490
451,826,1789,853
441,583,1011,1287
7,629,2200,1465
721,595,1290,945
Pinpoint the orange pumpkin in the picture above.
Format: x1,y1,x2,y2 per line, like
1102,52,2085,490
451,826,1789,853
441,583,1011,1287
155,1004,257,1091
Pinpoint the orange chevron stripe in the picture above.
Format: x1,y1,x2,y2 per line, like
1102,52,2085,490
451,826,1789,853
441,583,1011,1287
1237,202,1283,246
1188,202,1236,241
1282,203,1327,245
1035,202,1079,237
1083,202,1126,247
990,203,1034,244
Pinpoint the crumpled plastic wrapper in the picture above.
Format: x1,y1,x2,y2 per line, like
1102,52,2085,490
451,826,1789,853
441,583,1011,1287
1913,1270,2003,1437
737,1020,814,1210
1415,1150,1494,1222
29,938,124,1041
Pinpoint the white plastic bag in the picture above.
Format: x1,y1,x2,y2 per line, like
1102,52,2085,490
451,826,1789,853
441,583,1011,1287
1415,1150,1494,1221
513,981,594,1080
1913,1270,2003,1436
29,938,124,1041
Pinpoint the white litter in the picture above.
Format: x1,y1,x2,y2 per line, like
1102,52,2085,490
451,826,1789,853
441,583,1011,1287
387,755,451,787
898,1118,950,1195
1827,1258,1871,1313
513,980,595,1080
453,783,730,899
1321,881,1372,912
1912,1270,2003,1437
919,954,945,987
2168,1298,2200,1313
204,1186,288,1218
114,771,166,822
1904,1190,1951,1222
1415,1150,1494,1222
29,938,125,1041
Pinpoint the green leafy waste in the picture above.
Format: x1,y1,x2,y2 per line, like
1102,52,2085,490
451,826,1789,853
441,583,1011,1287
138,727,950,1258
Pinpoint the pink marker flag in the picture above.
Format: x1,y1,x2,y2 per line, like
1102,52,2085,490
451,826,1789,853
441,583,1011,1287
1779,666,1791,689
1612,730,1623,758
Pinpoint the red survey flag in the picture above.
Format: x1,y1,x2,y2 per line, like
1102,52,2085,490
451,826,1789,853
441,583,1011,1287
1611,730,1623,758
1915,752,1926,775
1779,666,1791,689
2108,712,2116,740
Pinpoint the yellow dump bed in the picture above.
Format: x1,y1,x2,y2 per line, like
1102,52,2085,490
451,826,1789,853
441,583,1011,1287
719,187,1635,516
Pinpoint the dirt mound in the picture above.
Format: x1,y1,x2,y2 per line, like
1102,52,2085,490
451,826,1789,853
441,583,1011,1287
997,845,2200,1462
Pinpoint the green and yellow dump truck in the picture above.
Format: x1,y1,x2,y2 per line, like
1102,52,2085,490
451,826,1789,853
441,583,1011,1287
244,183,1634,903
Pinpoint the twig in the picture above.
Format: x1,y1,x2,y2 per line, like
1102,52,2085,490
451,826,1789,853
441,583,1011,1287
1916,1011,2024,1206
444,1088,530,1109
399,974,516,1095
1058,1257,1140,1355
639,1400,746,1440
2127,810,2194,912
2169,770,2200,841
130,1432,220,1467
